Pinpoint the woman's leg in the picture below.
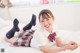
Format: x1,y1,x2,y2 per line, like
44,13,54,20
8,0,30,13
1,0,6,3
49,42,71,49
4,36,17,44
23,14,36,31
6,18,20,39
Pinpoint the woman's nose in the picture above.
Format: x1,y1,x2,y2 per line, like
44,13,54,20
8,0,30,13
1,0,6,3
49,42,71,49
44,20,48,25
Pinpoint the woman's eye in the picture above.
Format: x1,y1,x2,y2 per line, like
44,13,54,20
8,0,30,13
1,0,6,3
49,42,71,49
41,20,44,22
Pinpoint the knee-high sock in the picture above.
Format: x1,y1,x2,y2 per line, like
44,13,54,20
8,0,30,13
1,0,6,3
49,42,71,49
6,19,19,39
23,14,36,31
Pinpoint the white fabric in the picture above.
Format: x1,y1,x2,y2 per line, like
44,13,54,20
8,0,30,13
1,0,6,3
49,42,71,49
0,20,80,53
30,24,59,49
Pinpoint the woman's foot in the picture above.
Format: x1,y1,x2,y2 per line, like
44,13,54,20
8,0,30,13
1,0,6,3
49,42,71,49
6,18,19,39
31,14,36,26
14,19,19,31
23,14,36,31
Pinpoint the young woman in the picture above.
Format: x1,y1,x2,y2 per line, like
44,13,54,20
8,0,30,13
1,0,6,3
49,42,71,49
30,9,78,53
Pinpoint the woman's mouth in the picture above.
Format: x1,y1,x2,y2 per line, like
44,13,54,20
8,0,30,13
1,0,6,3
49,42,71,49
45,25,49,28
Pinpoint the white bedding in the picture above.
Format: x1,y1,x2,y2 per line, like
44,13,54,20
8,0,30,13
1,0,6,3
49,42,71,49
0,20,80,53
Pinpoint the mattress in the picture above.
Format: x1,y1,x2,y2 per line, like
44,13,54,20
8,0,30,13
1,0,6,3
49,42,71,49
0,19,80,53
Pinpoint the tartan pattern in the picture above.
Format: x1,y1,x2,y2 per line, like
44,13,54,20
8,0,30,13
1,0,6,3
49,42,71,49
13,29,35,47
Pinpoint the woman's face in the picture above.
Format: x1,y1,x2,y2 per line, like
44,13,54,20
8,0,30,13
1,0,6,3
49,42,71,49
39,14,54,31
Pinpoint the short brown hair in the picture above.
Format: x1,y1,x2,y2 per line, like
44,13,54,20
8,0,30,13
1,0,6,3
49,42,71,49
39,9,54,21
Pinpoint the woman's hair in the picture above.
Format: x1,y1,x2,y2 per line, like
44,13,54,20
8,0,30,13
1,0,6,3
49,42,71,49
39,9,54,21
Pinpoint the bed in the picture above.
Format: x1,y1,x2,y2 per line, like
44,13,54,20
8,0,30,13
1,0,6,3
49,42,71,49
0,18,80,53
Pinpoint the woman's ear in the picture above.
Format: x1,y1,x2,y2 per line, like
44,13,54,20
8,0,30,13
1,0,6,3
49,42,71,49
52,17,55,21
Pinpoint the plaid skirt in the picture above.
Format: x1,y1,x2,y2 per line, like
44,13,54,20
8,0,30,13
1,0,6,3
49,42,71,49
12,29,35,47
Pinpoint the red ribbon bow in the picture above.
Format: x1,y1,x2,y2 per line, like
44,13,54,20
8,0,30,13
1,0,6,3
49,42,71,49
48,32,56,42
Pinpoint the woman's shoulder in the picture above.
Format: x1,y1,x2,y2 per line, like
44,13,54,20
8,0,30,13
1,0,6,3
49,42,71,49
35,27,43,32
33,28,43,36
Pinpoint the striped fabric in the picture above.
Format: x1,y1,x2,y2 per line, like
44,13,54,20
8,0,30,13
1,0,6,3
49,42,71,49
13,29,35,47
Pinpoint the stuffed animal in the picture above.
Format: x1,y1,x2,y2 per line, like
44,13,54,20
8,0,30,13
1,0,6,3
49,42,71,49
0,0,12,8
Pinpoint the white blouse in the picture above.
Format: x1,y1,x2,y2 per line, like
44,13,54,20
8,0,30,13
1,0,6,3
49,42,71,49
30,25,59,49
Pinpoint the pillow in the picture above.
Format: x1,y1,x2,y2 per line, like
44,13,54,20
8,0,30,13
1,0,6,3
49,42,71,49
12,29,35,47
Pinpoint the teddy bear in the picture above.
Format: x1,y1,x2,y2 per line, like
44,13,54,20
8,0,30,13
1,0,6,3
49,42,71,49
0,0,12,8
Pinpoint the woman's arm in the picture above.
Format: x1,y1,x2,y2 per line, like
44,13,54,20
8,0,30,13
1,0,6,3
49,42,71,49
40,45,68,53
56,37,78,47
39,37,68,53
40,44,78,53
56,37,67,47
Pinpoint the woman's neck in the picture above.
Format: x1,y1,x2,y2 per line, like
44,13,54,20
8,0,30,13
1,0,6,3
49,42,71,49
46,27,53,33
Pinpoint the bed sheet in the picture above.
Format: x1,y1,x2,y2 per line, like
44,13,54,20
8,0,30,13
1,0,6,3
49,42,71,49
0,24,80,53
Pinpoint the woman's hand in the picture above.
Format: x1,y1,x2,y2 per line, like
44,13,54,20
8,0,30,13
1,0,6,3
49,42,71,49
68,41,78,45
66,44,78,50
